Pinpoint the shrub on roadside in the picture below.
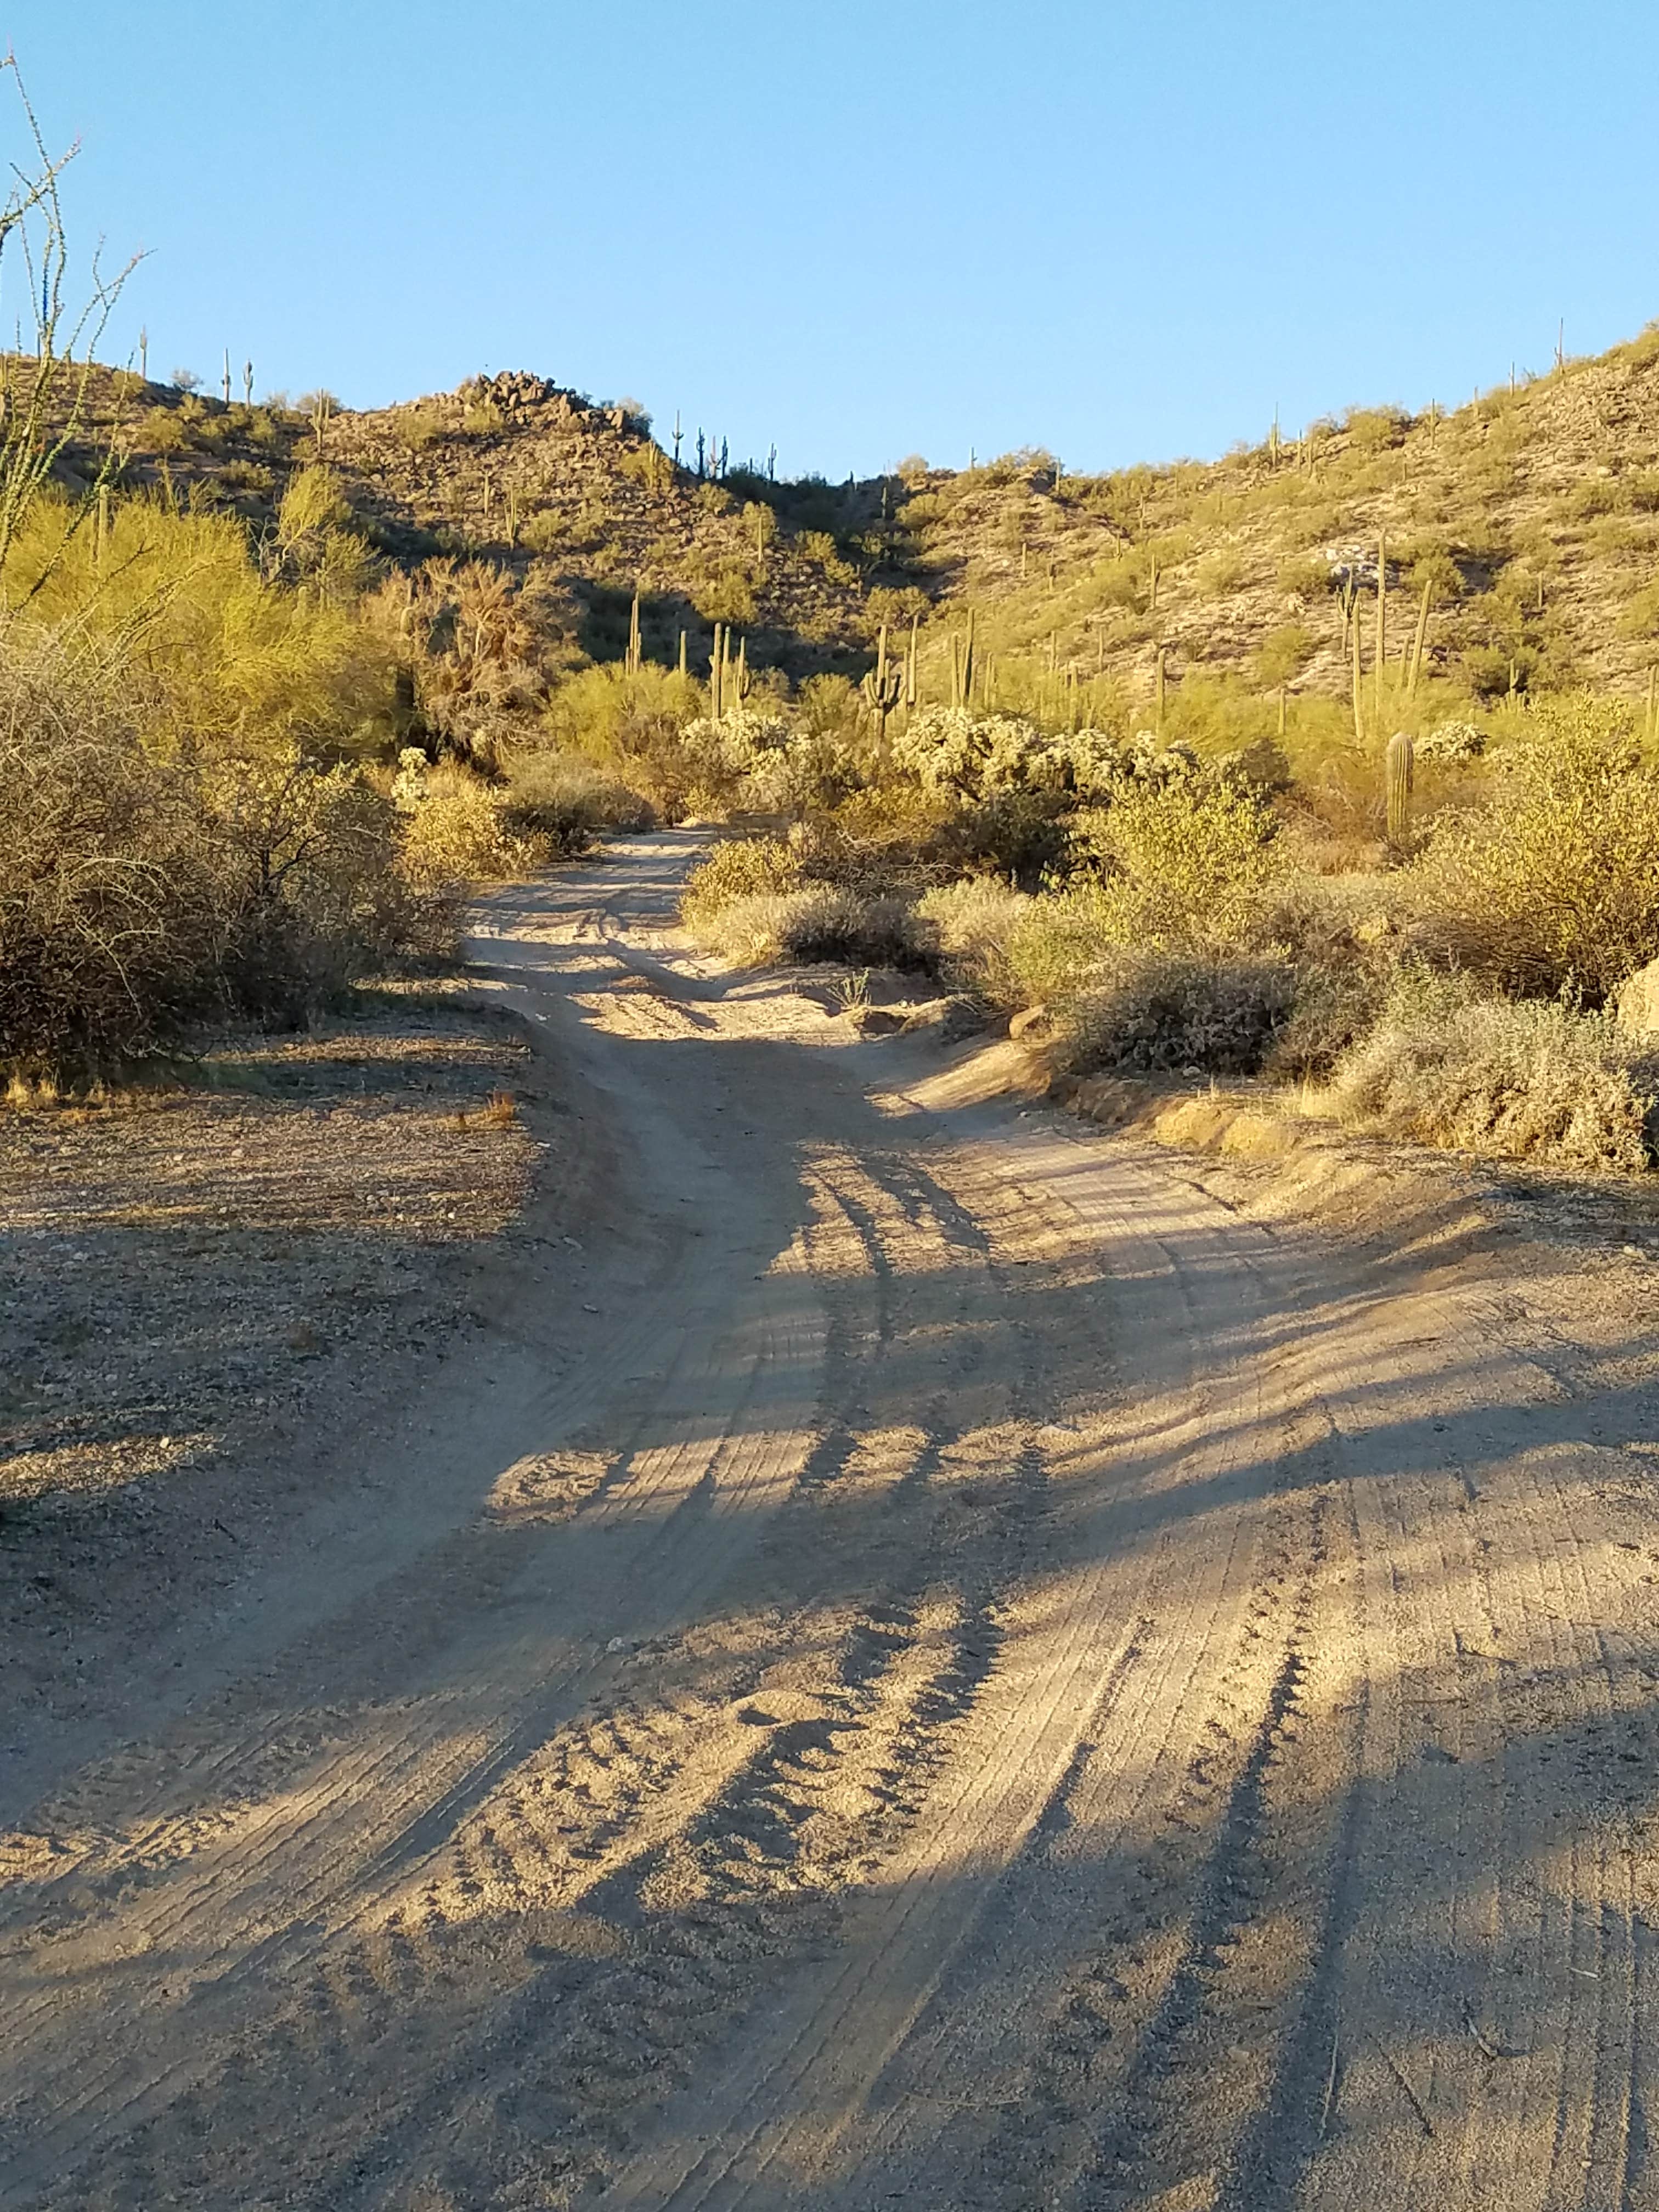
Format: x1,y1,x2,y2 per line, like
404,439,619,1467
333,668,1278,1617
1058,947,1299,1077
1328,970,1657,1172
397,762,544,890
1413,696,1659,1001
679,836,804,926
689,885,934,971
0,640,450,1074
501,749,655,849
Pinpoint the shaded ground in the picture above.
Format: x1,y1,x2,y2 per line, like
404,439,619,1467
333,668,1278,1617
5,834,1659,2210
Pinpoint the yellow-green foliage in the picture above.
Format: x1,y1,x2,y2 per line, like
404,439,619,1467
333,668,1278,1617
1414,694,1659,997
1330,969,1655,1171
1077,771,1284,946
398,761,541,889
679,837,803,926
7,489,392,755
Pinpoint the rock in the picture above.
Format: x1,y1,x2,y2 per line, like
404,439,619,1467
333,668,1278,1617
1617,956,1659,1037
853,1008,905,1037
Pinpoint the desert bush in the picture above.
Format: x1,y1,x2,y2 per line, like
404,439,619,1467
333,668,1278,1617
397,761,543,890
1060,946,1299,1077
501,749,654,849
680,836,803,926
1413,695,1659,998
7,489,393,753
1074,767,1284,945
1195,548,1245,598
1328,969,1656,1172
918,877,1030,999
543,663,711,816
692,885,932,971
0,639,448,1072
1254,624,1315,687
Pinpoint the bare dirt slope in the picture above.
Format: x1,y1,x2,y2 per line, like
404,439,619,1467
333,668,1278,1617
6,834,1659,2210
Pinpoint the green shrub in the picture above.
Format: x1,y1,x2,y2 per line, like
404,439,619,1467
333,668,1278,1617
1075,769,1284,945
1060,946,1298,1076
1413,695,1659,998
1329,970,1656,1172
503,749,654,848
690,885,932,970
680,837,803,926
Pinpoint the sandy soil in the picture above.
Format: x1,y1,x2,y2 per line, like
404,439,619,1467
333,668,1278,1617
6,831,1659,2210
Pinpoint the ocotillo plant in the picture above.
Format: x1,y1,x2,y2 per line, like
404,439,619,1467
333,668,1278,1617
1386,730,1415,848
861,624,902,746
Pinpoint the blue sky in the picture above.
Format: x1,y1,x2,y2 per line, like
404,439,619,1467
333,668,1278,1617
18,2,1659,478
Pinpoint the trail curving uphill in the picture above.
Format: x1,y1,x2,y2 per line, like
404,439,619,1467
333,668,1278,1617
4,831,1659,2210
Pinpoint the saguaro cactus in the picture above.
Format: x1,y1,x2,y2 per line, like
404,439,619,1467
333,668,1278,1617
625,591,642,677
710,620,725,718
1373,533,1387,728
1406,574,1432,699
1386,730,1415,848
861,623,902,745
950,610,977,709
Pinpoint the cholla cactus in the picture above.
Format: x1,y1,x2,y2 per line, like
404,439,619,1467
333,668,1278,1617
391,746,431,812
1417,719,1486,764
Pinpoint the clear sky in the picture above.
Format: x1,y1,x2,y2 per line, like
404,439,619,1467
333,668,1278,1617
16,1,1659,479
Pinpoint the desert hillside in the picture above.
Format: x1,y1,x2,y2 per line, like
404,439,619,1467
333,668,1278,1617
62,324,1659,729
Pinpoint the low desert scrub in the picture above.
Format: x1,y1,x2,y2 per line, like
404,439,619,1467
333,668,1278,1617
1059,947,1299,1077
502,749,655,849
1410,697,1659,1000
0,639,450,1074
396,760,544,890
691,885,933,972
679,836,804,927
1328,971,1657,1172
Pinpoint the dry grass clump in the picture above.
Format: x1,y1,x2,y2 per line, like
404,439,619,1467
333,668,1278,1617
1328,972,1657,1172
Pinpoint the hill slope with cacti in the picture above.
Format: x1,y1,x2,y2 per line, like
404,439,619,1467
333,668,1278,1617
59,323,1659,751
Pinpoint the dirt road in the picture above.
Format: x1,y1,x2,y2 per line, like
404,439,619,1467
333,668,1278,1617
7,830,1659,2210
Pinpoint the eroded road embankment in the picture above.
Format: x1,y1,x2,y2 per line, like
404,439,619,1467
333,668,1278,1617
5,830,1659,2211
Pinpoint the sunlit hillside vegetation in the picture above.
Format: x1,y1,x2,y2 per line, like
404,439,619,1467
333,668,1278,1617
18,123,1659,1176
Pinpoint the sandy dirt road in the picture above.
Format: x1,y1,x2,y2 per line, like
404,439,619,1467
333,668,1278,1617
7,829,1659,2210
